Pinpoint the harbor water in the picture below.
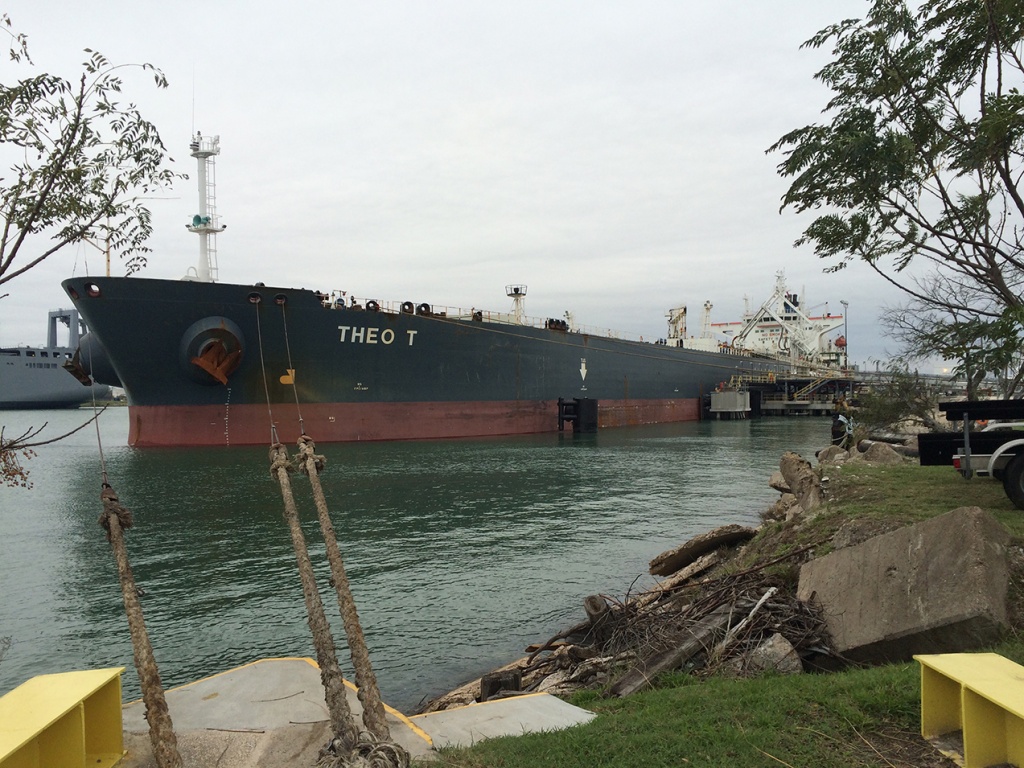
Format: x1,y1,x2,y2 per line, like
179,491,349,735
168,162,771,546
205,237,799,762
0,408,828,712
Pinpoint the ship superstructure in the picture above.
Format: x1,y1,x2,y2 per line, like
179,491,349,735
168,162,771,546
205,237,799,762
711,272,845,367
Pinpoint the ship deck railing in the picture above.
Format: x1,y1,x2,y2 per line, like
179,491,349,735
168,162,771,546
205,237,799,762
338,296,651,342
328,294,824,366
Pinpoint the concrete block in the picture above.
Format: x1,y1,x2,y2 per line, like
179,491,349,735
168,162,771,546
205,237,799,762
797,507,1010,664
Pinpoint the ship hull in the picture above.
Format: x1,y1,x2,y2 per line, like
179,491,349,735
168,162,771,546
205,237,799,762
124,398,702,446
1,347,110,410
62,276,779,447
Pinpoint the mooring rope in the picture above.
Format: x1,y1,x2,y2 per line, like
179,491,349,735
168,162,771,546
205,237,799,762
98,484,182,768
295,436,398,747
82,333,181,767
265,304,408,767
82,332,110,482
316,737,412,768
269,443,360,752
278,299,306,437
253,294,281,445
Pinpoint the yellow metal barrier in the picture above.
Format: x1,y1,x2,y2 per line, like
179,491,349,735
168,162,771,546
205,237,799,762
916,653,1024,767
0,667,124,768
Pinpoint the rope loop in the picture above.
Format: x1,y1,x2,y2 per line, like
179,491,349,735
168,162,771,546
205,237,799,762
269,443,295,477
296,434,327,475
98,483,134,541
316,732,411,768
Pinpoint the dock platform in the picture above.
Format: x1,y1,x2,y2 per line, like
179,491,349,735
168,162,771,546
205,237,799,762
117,658,596,766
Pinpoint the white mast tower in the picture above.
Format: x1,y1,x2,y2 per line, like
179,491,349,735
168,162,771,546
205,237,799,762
506,284,527,324
184,132,226,282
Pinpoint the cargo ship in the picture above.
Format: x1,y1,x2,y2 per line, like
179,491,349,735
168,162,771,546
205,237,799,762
0,308,112,409
62,273,803,445
58,134,829,447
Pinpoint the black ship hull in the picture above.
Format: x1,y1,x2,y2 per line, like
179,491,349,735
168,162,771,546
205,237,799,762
62,276,782,446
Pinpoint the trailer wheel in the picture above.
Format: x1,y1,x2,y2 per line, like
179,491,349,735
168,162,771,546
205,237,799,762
1002,453,1024,510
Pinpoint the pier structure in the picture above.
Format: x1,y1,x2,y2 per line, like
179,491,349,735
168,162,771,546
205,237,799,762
707,371,852,420
705,368,966,420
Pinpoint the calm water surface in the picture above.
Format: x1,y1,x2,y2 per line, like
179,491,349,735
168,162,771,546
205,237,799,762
0,408,828,711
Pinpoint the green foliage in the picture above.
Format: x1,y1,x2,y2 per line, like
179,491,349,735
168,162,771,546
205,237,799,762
0,14,183,285
855,363,950,432
772,0,1024,385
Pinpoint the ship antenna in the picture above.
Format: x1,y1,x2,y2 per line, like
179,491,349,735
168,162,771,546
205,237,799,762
185,132,226,282
506,284,527,324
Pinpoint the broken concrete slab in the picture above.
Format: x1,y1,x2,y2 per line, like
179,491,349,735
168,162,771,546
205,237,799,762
779,452,822,513
797,507,1010,665
119,658,435,767
769,470,791,493
410,693,596,749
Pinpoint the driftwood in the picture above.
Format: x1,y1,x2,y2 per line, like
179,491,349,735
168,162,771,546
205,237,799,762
607,602,739,697
480,669,522,701
584,595,614,646
649,525,756,576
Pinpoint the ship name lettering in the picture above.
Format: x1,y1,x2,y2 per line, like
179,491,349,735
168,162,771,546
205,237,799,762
337,326,415,346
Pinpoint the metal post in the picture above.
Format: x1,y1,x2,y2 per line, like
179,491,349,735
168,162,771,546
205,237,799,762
840,299,850,396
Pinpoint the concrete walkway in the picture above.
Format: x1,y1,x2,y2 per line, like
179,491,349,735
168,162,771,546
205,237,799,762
118,658,595,766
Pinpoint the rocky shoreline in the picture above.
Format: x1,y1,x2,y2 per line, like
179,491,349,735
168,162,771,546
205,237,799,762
416,437,1017,714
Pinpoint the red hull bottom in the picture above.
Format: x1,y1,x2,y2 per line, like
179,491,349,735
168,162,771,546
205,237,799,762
126,398,702,447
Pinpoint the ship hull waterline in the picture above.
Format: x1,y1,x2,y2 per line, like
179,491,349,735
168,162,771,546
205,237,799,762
126,398,702,446
62,276,781,448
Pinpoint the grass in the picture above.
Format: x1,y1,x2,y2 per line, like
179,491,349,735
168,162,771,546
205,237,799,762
422,458,1024,768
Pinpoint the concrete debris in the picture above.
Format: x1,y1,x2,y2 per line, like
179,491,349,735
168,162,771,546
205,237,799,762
797,506,1010,664
724,633,803,677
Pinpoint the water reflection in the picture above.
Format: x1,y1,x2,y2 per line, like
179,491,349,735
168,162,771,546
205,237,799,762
0,409,828,711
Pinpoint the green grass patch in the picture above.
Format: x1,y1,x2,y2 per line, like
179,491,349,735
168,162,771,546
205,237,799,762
823,462,1020,532
431,664,934,768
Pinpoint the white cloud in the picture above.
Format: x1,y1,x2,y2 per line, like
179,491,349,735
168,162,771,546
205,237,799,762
0,0,908,367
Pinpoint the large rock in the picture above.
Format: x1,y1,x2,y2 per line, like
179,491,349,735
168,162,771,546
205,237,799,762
649,524,756,576
816,445,849,464
746,633,803,675
797,507,1010,664
856,441,905,465
768,471,791,493
779,451,822,513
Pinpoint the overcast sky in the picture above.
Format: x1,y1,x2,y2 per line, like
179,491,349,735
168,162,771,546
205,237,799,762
1,1,918,369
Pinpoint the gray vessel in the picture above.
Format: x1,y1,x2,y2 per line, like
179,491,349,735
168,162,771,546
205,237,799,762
0,308,112,409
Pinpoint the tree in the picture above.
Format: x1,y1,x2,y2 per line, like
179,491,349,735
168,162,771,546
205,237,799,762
0,14,183,285
0,16,181,485
771,0,1024,390
854,362,953,434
